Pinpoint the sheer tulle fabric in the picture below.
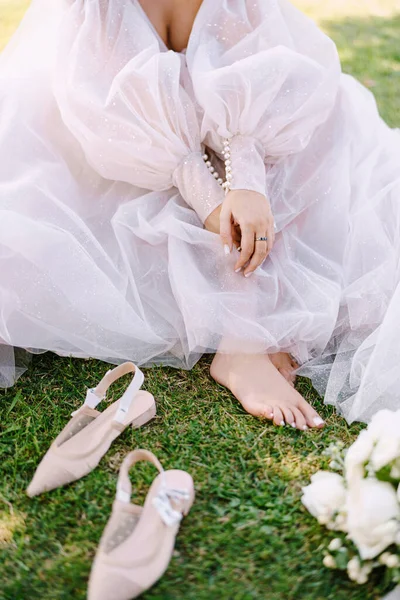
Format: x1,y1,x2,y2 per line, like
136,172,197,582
1,0,400,423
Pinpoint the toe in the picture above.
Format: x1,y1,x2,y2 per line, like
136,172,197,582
282,407,296,429
273,406,285,427
281,369,295,384
291,357,300,370
260,404,274,420
292,407,308,431
241,399,274,421
298,398,325,429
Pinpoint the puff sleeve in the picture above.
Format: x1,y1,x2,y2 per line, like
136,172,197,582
187,0,341,195
53,0,224,222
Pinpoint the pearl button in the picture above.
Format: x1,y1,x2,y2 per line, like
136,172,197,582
202,139,235,190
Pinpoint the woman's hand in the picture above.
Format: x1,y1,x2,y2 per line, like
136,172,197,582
204,204,241,246
220,190,275,277
204,204,222,234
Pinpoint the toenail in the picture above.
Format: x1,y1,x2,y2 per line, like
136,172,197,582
280,420,285,426
313,417,325,426
269,413,274,418
291,422,296,428
303,425,309,431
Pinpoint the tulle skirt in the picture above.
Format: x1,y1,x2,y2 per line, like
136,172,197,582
1,1,400,424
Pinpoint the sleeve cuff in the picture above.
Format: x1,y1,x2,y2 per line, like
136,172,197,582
223,136,266,197
172,152,224,223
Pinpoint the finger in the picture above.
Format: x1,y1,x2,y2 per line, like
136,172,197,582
232,224,241,249
219,205,233,254
234,226,255,271
243,238,267,277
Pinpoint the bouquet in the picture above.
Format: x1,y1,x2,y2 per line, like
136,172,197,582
302,409,400,587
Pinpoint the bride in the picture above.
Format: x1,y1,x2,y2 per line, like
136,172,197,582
1,0,399,429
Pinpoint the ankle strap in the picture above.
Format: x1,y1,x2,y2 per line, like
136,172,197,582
80,362,145,425
116,449,164,503
116,450,191,527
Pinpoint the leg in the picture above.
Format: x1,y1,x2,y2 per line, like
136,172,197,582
210,350,324,430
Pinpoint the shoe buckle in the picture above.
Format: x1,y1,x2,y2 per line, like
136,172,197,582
152,487,190,527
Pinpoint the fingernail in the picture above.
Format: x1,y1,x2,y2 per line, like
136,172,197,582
235,268,242,273
291,422,296,429
244,272,253,278
313,417,325,426
224,244,231,256
280,420,285,426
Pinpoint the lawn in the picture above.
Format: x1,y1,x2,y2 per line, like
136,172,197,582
0,1,399,599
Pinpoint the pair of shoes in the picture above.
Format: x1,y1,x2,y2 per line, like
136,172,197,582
26,362,195,600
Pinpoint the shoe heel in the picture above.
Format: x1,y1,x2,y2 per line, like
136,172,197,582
132,402,157,429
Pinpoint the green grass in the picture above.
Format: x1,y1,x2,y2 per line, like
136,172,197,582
0,1,399,599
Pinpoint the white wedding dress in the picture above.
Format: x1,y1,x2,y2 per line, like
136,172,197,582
1,0,399,423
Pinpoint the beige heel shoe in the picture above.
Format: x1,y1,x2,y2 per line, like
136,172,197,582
88,449,195,600
27,363,156,497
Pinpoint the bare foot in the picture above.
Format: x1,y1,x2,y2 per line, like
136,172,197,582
210,352,324,430
269,352,299,386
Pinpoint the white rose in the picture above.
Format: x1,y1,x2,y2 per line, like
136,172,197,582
347,479,400,560
368,410,400,438
368,410,400,473
345,429,374,482
302,472,347,529
345,410,400,483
